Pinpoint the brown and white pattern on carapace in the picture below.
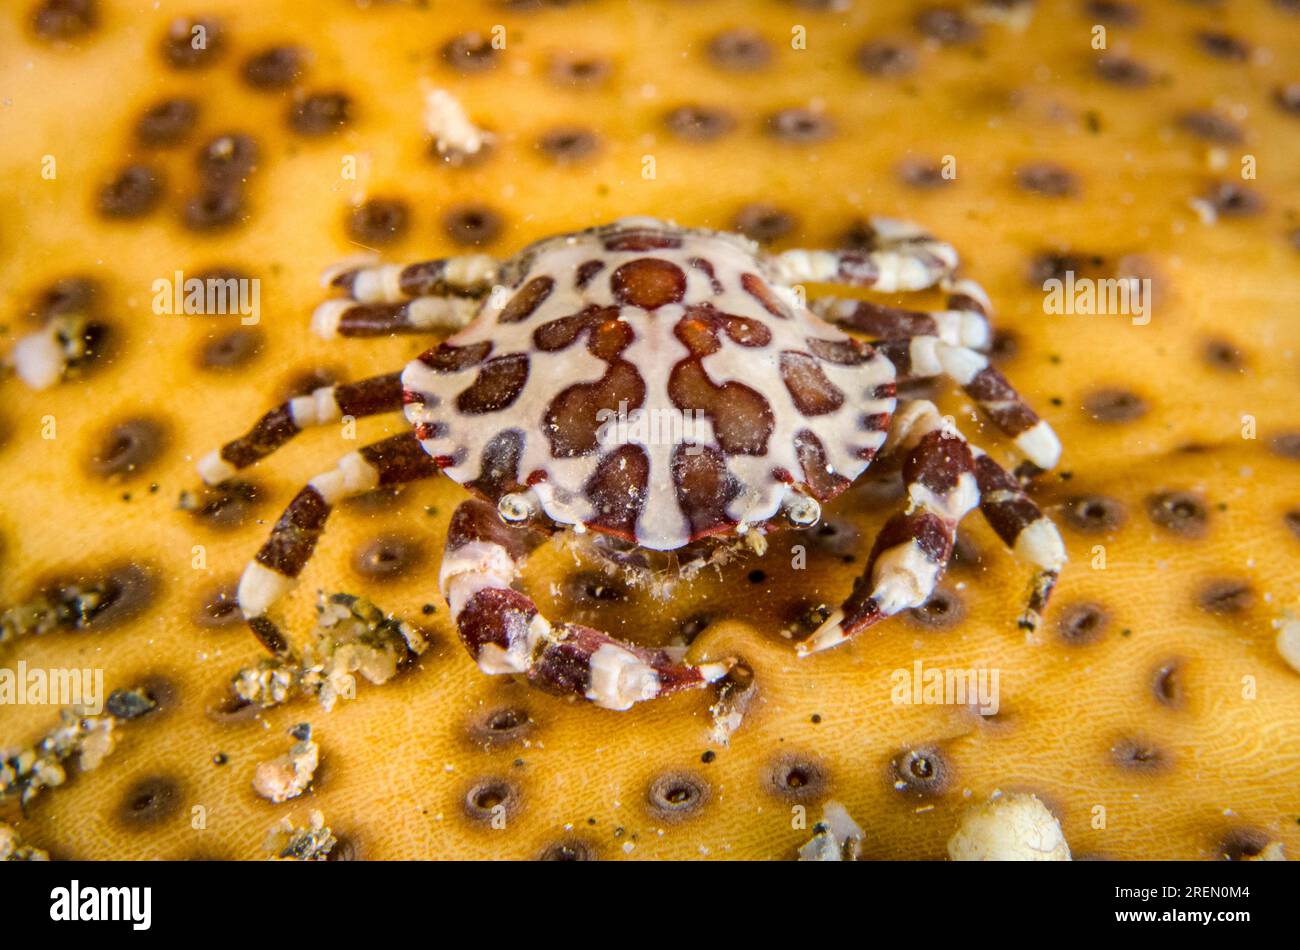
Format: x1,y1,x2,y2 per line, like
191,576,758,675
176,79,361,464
201,217,1065,709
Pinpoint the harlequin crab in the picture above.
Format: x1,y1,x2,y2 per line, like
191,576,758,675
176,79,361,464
200,217,1065,710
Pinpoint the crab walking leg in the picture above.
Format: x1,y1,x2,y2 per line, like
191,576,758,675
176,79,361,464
771,218,959,293
310,297,480,340
238,433,439,657
810,279,994,351
196,371,405,485
798,401,981,656
323,254,499,303
441,500,734,710
875,336,1062,473
970,448,1067,631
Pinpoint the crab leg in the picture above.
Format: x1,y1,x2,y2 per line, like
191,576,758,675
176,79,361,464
875,336,1061,473
324,254,499,303
771,218,958,292
237,433,439,657
309,254,498,339
798,401,981,655
440,499,733,711
196,371,406,485
310,298,480,339
811,279,993,351
969,448,1067,631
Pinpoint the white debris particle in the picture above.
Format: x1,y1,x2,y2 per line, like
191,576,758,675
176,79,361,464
797,801,865,861
424,88,492,162
231,592,427,712
265,810,337,861
0,821,50,861
253,724,319,804
1275,612,1300,674
947,791,1071,861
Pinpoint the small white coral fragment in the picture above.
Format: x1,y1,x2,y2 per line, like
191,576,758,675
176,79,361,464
947,791,1072,861
265,810,337,861
1275,612,1300,675
424,88,492,162
253,723,319,803
0,821,50,861
797,801,865,861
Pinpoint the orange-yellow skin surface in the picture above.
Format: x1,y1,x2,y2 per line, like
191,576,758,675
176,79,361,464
1,0,1298,860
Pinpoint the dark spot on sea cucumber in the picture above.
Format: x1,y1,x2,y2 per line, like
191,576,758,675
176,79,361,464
1196,578,1254,615
462,777,519,823
1015,162,1079,197
766,108,833,144
855,40,916,77
1270,433,1300,460
198,327,264,371
1146,491,1207,538
1177,110,1243,144
706,28,772,71
1202,338,1245,371
32,0,98,41
89,417,168,479
1201,181,1263,217
646,771,710,822
135,98,199,147
732,204,798,244
1063,494,1126,533
118,775,182,827
1152,660,1184,708
348,198,409,246
907,587,965,629
1057,602,1109,645
182,187,244,232
1082,387,1147,423
441,32,500,73
161,16,224,70
1110,736,1168,773
288,92,353,136
442,204,503,246
467,706,534,749
538,838,598,860
914,6,980,44
1195,30,1250,62
663,105,736,142
536,127,601,164
352,534,425,582
1094,56,1151,87
194,578,241,629
890,746,950,798
242,45,305,90
765,753,829,804
548,54,611,88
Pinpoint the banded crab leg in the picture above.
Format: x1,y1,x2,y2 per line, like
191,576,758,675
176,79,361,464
810,276,1060,477
874,335,1062,474
811,278,995,353
310,254,498,340
238,433,439,657
441,499,734,711
770,217,959,293
196,371,406,485
969,447,1067,631
798,400,1066,655
798,401,980,655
